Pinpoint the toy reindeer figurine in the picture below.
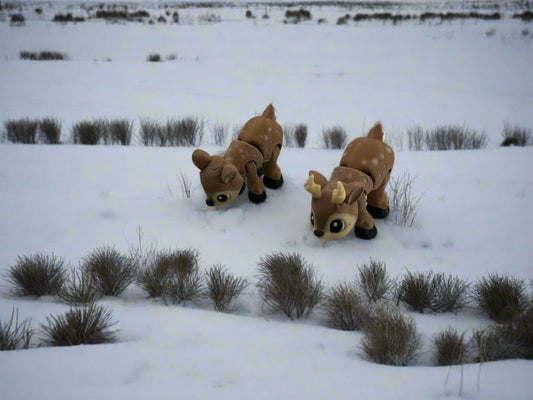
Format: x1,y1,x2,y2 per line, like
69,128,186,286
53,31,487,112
192,104,284,208
305,122,394,241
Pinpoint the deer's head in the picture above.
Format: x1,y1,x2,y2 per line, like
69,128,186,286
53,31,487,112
192,149,244,208
305,171,364,241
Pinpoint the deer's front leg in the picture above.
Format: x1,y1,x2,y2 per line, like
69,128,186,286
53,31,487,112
245,161,266,204
354,194,377,240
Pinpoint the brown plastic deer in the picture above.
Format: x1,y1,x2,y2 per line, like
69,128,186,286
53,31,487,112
192,104,284,208
305,122,394,241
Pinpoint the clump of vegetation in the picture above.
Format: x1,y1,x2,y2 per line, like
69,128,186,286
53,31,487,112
396,270,470,313
147,53,162,62
211,122,228,146
71,120,102,145
205,265,249,312
39,117,62,144
388,171,422,228
0,308,33,351
172,117,205,146
178,173,193,198
284,123,307,148
471,325,526,362
321,282,369,330
81,246,137,296
10,14,25,26
425,124,488,150
285,8,312,23
353,12,413,24
5,253,67,297
501,122,532,147
40,303,118,346
257,252,323,319
433,327,468,366
361,305,422,366
58,269,101,305
139,118,164,146
321,126,347,149
20,51,68,61
512,11,533,22
406,126,425,151
355,258,393,302
3,118,39,144
161,249,204,305
474,273,528,323
103,118,133,145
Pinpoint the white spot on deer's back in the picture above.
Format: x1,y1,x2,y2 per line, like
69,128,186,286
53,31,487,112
371,158,379,165
385,146,392,153
239,148,243,153
268,127,272,132
361,159,368,165
380,153,385,160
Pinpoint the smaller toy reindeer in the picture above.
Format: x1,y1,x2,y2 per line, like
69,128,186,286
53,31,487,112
192,104,284,208
305,122,394,241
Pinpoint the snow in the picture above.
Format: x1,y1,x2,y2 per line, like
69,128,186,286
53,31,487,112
1,2,533,399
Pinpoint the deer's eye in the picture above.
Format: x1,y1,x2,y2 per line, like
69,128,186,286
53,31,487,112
217,194,229,202
310,212,315,227
329,219,344,233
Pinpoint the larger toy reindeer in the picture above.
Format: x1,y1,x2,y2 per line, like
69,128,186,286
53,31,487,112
192,104,284,208
305,122,394,241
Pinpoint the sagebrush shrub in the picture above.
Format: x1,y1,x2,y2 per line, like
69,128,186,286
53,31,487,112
40,303,117,346
396,270,433,313
388,172,421,228
71,120,102,145
211,122,228,146
356,258,392,302
147,53,162,62
39,117,62,144
205,265,249,312
81,246,137,296
361,306,422,366
433,327,468,366
58,269,101,305
284,123,307,148
161,248,204,304
172,117,204,146
474,274,528,323
406,126,425,151
178,173,193,199
4,118,39,144
20,51,68,61
425,124,488,150
471,326,526,362
321,126,347,149
501,122,532,147
257,252,323,319
321,282,369,330
5,253,67,297
0,308,33,351
104,118,133,145
139,118,164,146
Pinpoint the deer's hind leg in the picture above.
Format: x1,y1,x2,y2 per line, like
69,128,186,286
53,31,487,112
366,173,390,219
263,145,284,189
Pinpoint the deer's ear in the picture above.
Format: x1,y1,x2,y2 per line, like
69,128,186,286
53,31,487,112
308,170,328,188
221,164,237,184
261,103,276,120
346,183,364,204
192,149,212,171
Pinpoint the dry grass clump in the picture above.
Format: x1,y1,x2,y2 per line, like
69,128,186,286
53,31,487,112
71,120,102,145
103,118,134,145
321,126,347,149
81,246,137,296
355,258,393,302
501,122,532,147
205,265,249,312
257,252,323,319
0,308,33,351
474,273,528,323
321,282,370,330
361,305,422,366
284,123,307,148
3,118,39,144
425,124,488,150
5,253,67,297
388,172,422,228
58,269,101,305
39,117,62,144
40,303,117,346
433,327,468,366
211,122,228,146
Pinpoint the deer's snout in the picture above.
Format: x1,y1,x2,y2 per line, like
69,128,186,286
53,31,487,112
206,199,215,207
314,229,324,238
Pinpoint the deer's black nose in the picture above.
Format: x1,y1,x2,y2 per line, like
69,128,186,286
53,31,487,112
314,229,324,238
206,199,215,207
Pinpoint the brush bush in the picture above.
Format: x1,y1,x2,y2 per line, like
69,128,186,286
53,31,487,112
388,171,421,228
39,117,62,144
474,273,528,323
0,308,33,351
147,53,162,62
205,265,249,312
355,258,393,302
396,270,470,313
432,327,468,366
321,282,369,330
104,118,133,145
19,51,68,61
406,126,425,151
58,269,101,305
40,303,117,346
321,126,347,149
161,248,204,304
173,117,205,146
471,325,527,362
501,122,532,147
3,118,39,144
81,246,137,296
361,305,422,366
284,123,307,148
425,124,488,150
71,120,102,145
5,253,67,297
211,122,228,146
139,118,164,146
257,252,323,319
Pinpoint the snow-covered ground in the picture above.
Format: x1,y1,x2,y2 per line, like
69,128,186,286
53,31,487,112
1,1,533,399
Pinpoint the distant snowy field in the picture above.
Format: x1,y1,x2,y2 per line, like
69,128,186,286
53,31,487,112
1,1,533,400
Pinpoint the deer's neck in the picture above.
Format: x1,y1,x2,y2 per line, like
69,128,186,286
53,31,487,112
330,166,373,193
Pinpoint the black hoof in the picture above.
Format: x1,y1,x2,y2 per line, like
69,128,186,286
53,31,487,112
354,225,377,240
367,204,389,219
248,190,267,204
263,174,284,189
